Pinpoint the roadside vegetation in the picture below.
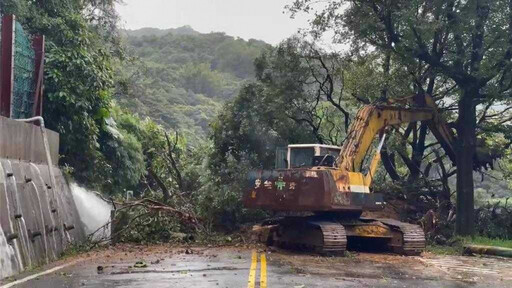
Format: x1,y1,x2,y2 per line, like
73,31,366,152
1,0,511,252
117,27,269,141
428,236,512,255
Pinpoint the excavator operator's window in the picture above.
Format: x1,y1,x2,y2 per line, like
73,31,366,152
312,155,335,167
290,148,315,168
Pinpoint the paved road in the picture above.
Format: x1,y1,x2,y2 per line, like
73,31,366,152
1,245,511,288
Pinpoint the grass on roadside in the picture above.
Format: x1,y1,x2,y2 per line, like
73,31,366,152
426,244,463,255
467,236,512,249
427,236,512,255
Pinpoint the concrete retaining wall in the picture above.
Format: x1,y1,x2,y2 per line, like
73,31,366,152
0,116,59,164
0,117,85,279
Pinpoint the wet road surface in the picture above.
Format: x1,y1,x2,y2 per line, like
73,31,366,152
2,245,512,288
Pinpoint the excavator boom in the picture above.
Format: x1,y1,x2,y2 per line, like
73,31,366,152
339,95,456,173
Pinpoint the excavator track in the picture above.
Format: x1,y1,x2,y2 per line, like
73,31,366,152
377,218,426,255
261,217,425,255
272,218,347,254
309,221,347,253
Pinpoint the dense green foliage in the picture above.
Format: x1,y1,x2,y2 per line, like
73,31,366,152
0,0,130,190
116,28,269,141
210,37,349,173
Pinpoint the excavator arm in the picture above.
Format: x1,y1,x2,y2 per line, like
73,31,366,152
338,95,457,187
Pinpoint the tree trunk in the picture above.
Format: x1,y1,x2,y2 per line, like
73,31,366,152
434,149,452,219
165,132,184,193
380,50,391,101
455,88,477,236
409,123,428,181
148,167,171,202
381,148,400,181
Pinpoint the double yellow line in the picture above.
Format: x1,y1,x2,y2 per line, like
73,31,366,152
247,250,267,288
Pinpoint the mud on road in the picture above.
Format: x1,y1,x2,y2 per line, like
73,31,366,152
1,244,511,288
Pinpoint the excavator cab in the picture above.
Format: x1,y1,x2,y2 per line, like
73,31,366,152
286,144,341,168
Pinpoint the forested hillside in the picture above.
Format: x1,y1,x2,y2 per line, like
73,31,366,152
116,27,270,141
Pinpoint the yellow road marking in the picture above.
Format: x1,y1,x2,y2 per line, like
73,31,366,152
247,250,257,288
260,253,267,288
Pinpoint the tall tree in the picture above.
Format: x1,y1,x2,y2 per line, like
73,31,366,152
289,0,512,235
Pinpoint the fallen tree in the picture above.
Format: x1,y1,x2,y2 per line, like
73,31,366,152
85,197,203,248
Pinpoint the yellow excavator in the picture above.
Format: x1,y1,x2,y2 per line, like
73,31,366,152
244,94,487,255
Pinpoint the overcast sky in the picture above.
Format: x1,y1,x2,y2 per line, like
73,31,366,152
115,0,311,45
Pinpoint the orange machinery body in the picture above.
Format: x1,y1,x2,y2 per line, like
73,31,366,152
243,96,457,215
